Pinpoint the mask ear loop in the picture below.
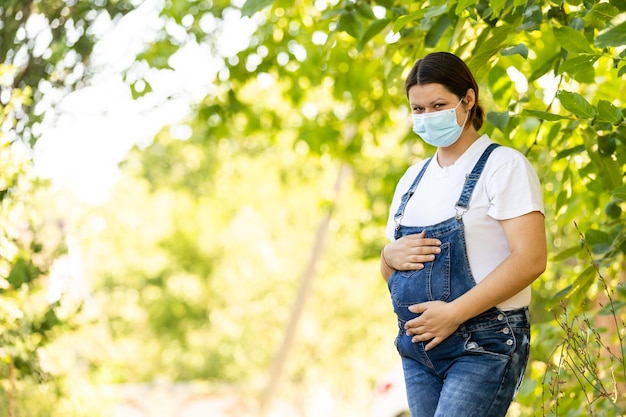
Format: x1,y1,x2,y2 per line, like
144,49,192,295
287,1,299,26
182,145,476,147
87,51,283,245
458,96,472,129
461,89,478,128
459,97,470,129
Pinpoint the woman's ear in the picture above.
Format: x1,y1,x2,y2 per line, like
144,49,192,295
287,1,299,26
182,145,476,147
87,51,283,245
464,88,476,110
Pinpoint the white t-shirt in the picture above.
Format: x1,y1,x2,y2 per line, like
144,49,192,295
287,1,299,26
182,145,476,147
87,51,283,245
386,135,544,310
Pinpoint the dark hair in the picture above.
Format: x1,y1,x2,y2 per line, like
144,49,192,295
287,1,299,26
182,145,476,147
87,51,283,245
404,52,484,130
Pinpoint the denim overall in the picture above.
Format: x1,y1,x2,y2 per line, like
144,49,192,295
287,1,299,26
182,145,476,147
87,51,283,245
388,144,530,417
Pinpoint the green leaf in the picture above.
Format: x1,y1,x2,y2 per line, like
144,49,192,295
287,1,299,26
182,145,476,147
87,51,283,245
425,14,451,48
585,228,612,254
557,91,596,119
358,19,391,51
36,306,63,335
590,151,623,191
598,134,617,156
613,186,626,201
604,199,621,217
584,3,619,30
558,54,600,76
596,17,626,48
569,265,597,305
555,144,586,159
597,100,624,124
523,109,571,121
241,0,273,17
520,4,542,30
555,189,568,211
500,44,528,59
338,12,363,39
486,111,509,132
546,122,563,147
356,2,377,19
488,0,507,18
598,300,626,315
456,0,478,16
487,65,512,105
552,284,573,301
551,245,582,262
553,26,595,53
550,260,597,306
424,5,448,20
392,10,425,32
467,26,514,82
582,128,623,191
528,53,560,82
8,258,28,289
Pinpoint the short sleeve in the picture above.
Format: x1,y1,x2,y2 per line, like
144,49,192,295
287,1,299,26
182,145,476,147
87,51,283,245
485,150,544,220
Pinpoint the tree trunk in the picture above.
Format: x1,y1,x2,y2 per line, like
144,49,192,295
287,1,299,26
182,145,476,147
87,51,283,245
259,163,351,416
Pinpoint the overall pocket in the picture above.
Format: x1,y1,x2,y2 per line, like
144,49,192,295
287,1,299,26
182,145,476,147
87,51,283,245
463,315,518,359
390,241,452,307
424,241,451,302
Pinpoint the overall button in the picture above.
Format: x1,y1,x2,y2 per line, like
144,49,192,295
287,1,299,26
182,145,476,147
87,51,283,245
502,327,510,334
506,339,514,346
497,314,504,321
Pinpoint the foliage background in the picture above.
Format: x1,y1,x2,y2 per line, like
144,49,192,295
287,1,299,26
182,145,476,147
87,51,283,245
1,0,626,415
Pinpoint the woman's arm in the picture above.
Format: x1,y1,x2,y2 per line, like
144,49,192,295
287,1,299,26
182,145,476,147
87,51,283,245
380,230,442,282
405,211,546,350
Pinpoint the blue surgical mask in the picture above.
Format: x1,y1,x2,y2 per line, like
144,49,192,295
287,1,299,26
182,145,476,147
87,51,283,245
412,98,468,147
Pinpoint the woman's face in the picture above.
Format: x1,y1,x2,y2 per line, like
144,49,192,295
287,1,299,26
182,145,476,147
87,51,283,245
408,83,470,127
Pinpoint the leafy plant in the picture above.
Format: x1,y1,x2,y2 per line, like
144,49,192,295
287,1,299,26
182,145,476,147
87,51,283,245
538,223,625,416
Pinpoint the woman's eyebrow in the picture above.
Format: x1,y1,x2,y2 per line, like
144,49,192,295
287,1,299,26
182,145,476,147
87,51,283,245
410,97,447,106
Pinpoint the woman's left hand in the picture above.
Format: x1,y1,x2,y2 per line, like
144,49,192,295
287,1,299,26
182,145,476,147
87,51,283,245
405,301,461,351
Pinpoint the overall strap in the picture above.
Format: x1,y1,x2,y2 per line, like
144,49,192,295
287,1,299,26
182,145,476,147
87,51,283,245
454,143,501,219
393,157,433,232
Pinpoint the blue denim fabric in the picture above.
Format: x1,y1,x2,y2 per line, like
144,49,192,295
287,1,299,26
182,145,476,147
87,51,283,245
396,308,530,417
389,217,473,311
388,144,531,416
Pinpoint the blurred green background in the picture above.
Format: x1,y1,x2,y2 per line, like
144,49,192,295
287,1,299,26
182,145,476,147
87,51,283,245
1,0,626,415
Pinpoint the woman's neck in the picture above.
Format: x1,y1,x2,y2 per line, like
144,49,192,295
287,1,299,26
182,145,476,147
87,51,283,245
436,130,481,167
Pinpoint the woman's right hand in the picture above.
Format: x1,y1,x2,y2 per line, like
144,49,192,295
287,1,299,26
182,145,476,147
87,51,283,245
383,230,441,271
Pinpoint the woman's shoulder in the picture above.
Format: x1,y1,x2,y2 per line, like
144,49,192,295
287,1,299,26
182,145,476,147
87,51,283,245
483,138,533,167
481,139,541,190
